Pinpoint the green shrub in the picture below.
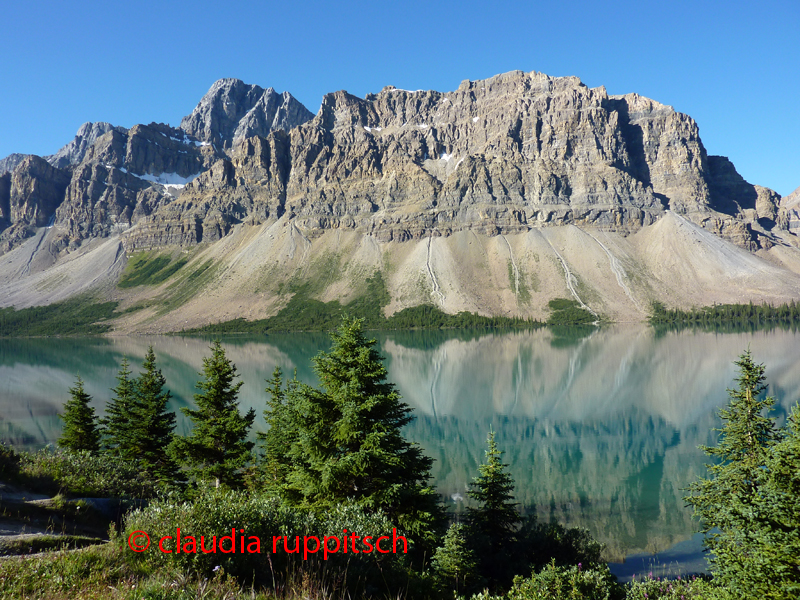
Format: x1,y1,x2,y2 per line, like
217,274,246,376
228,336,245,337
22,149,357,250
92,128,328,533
625,574,733,599
467,561,622,600
19,446,158,498
516,516,605,571
0,441,20,480
546,299,596,325
124,488,411,597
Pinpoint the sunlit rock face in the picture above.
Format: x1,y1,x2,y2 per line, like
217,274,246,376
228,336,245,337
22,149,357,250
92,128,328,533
2,70,786,256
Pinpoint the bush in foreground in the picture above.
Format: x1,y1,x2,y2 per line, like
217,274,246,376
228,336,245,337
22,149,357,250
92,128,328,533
466,561,622,600
18,446,158,498
0,441,20,480
124,487,414,598
625,574,733,599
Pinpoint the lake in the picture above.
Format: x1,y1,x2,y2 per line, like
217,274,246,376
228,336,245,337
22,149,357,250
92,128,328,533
2,324,799,579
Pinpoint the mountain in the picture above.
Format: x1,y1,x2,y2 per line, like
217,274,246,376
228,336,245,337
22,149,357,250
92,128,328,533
47,121,128,169
179,78,314,149
0,71,799,331
0,122,127,176
780,185,800,234
0,153,31,175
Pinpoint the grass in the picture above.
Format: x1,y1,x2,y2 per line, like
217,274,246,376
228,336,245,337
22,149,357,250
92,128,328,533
0,534,104,556
0,541,329,599
506,261,532,304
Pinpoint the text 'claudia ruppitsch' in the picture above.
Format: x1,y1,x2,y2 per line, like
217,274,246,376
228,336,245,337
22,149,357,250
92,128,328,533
127,527,409,560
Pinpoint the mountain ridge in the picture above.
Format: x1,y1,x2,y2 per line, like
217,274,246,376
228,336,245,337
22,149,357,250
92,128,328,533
0,70,798,331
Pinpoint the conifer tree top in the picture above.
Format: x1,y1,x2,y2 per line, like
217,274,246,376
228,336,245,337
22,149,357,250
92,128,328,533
58,375,101,454
172,341,255,488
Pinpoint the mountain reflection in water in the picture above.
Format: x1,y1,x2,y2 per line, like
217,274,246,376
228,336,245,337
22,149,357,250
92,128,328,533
2,325,799,565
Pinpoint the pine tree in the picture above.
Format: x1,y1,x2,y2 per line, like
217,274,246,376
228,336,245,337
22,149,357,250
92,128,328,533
466,430,521,588
283,317,443,540
684,349,780,590
172,341,255,488
102,357,136,457
741,403,800,598
58,376,101,453
467,430,521,540
130,347,179,484
432,522,480,594
259,367,300,496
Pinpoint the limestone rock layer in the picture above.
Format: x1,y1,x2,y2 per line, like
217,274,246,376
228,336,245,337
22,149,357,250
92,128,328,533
123,71,786,250
0,70,793,261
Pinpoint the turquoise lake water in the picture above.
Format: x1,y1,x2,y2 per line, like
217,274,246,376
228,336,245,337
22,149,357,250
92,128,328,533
2,325,799,578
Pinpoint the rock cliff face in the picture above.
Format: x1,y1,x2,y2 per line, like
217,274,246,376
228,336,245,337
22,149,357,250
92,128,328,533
0,123,127,175
0,156,70,253
0,70,793,280
0,153,31,175
0,79,316,253
121,71,784,250
780,186,800,233
51,122,225,246
179,79,314,149
47,122,127,169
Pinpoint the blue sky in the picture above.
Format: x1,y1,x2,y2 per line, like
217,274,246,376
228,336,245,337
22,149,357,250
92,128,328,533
1,0,797,195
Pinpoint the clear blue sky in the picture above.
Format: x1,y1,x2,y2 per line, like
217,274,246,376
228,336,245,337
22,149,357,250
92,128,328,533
1,0,797,195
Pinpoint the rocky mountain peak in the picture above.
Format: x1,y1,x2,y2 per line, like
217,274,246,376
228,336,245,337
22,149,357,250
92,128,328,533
0,122,128,176
47,122,127,169
0,70,790,260
180,79,313,149
0,153,31,176
782,186,800,209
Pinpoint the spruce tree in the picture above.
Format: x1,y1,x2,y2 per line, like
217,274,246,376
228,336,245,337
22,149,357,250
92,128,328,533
283,317,443,540
102,357,136,457
466,430,521,587
685,349,780,590
259,367,300,497
173,341,255,488
58,376,101,453
432,522,480,594
467,430,521,540
741,403,800,598
130,347,179,484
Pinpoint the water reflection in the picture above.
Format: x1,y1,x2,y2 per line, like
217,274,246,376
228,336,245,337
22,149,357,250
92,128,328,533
1,325,799,564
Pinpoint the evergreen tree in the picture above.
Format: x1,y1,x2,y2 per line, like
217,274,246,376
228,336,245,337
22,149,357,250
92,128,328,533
432,522,480,594
58,376,101,453
130,347,179,484
173,341,255,488
102,357,136,457
467,430,521,541
466,430,521,588
684,349,780,591
283,317,443,541
741,403,800,598
259,367,300,496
